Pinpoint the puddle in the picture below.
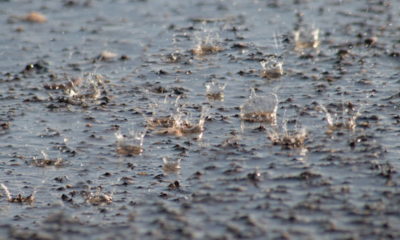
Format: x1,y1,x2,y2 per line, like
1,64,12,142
1,0,400,239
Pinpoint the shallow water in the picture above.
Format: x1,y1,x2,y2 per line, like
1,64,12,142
1,0,400,239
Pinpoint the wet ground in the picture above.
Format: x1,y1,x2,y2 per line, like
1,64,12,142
1,0,400,239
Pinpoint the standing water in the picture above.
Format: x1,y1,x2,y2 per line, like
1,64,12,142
0,1,400,239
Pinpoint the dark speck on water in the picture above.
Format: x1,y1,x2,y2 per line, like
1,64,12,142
1,0,400,239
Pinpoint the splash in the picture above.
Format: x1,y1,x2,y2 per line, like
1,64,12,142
260,55,284,79
115,129,145,156
156,107,208,139
293,27,320,53
145,96,182,130
205,81,227,101
1,183,36,204
66,73,103,100
240,89,278,124
320,103,361,134
267,125,307,149
83,188,113,206
162,157,181,174
191,28,224,56
30,150,64,167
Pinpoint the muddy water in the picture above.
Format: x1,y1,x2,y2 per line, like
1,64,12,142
1,0,400,239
